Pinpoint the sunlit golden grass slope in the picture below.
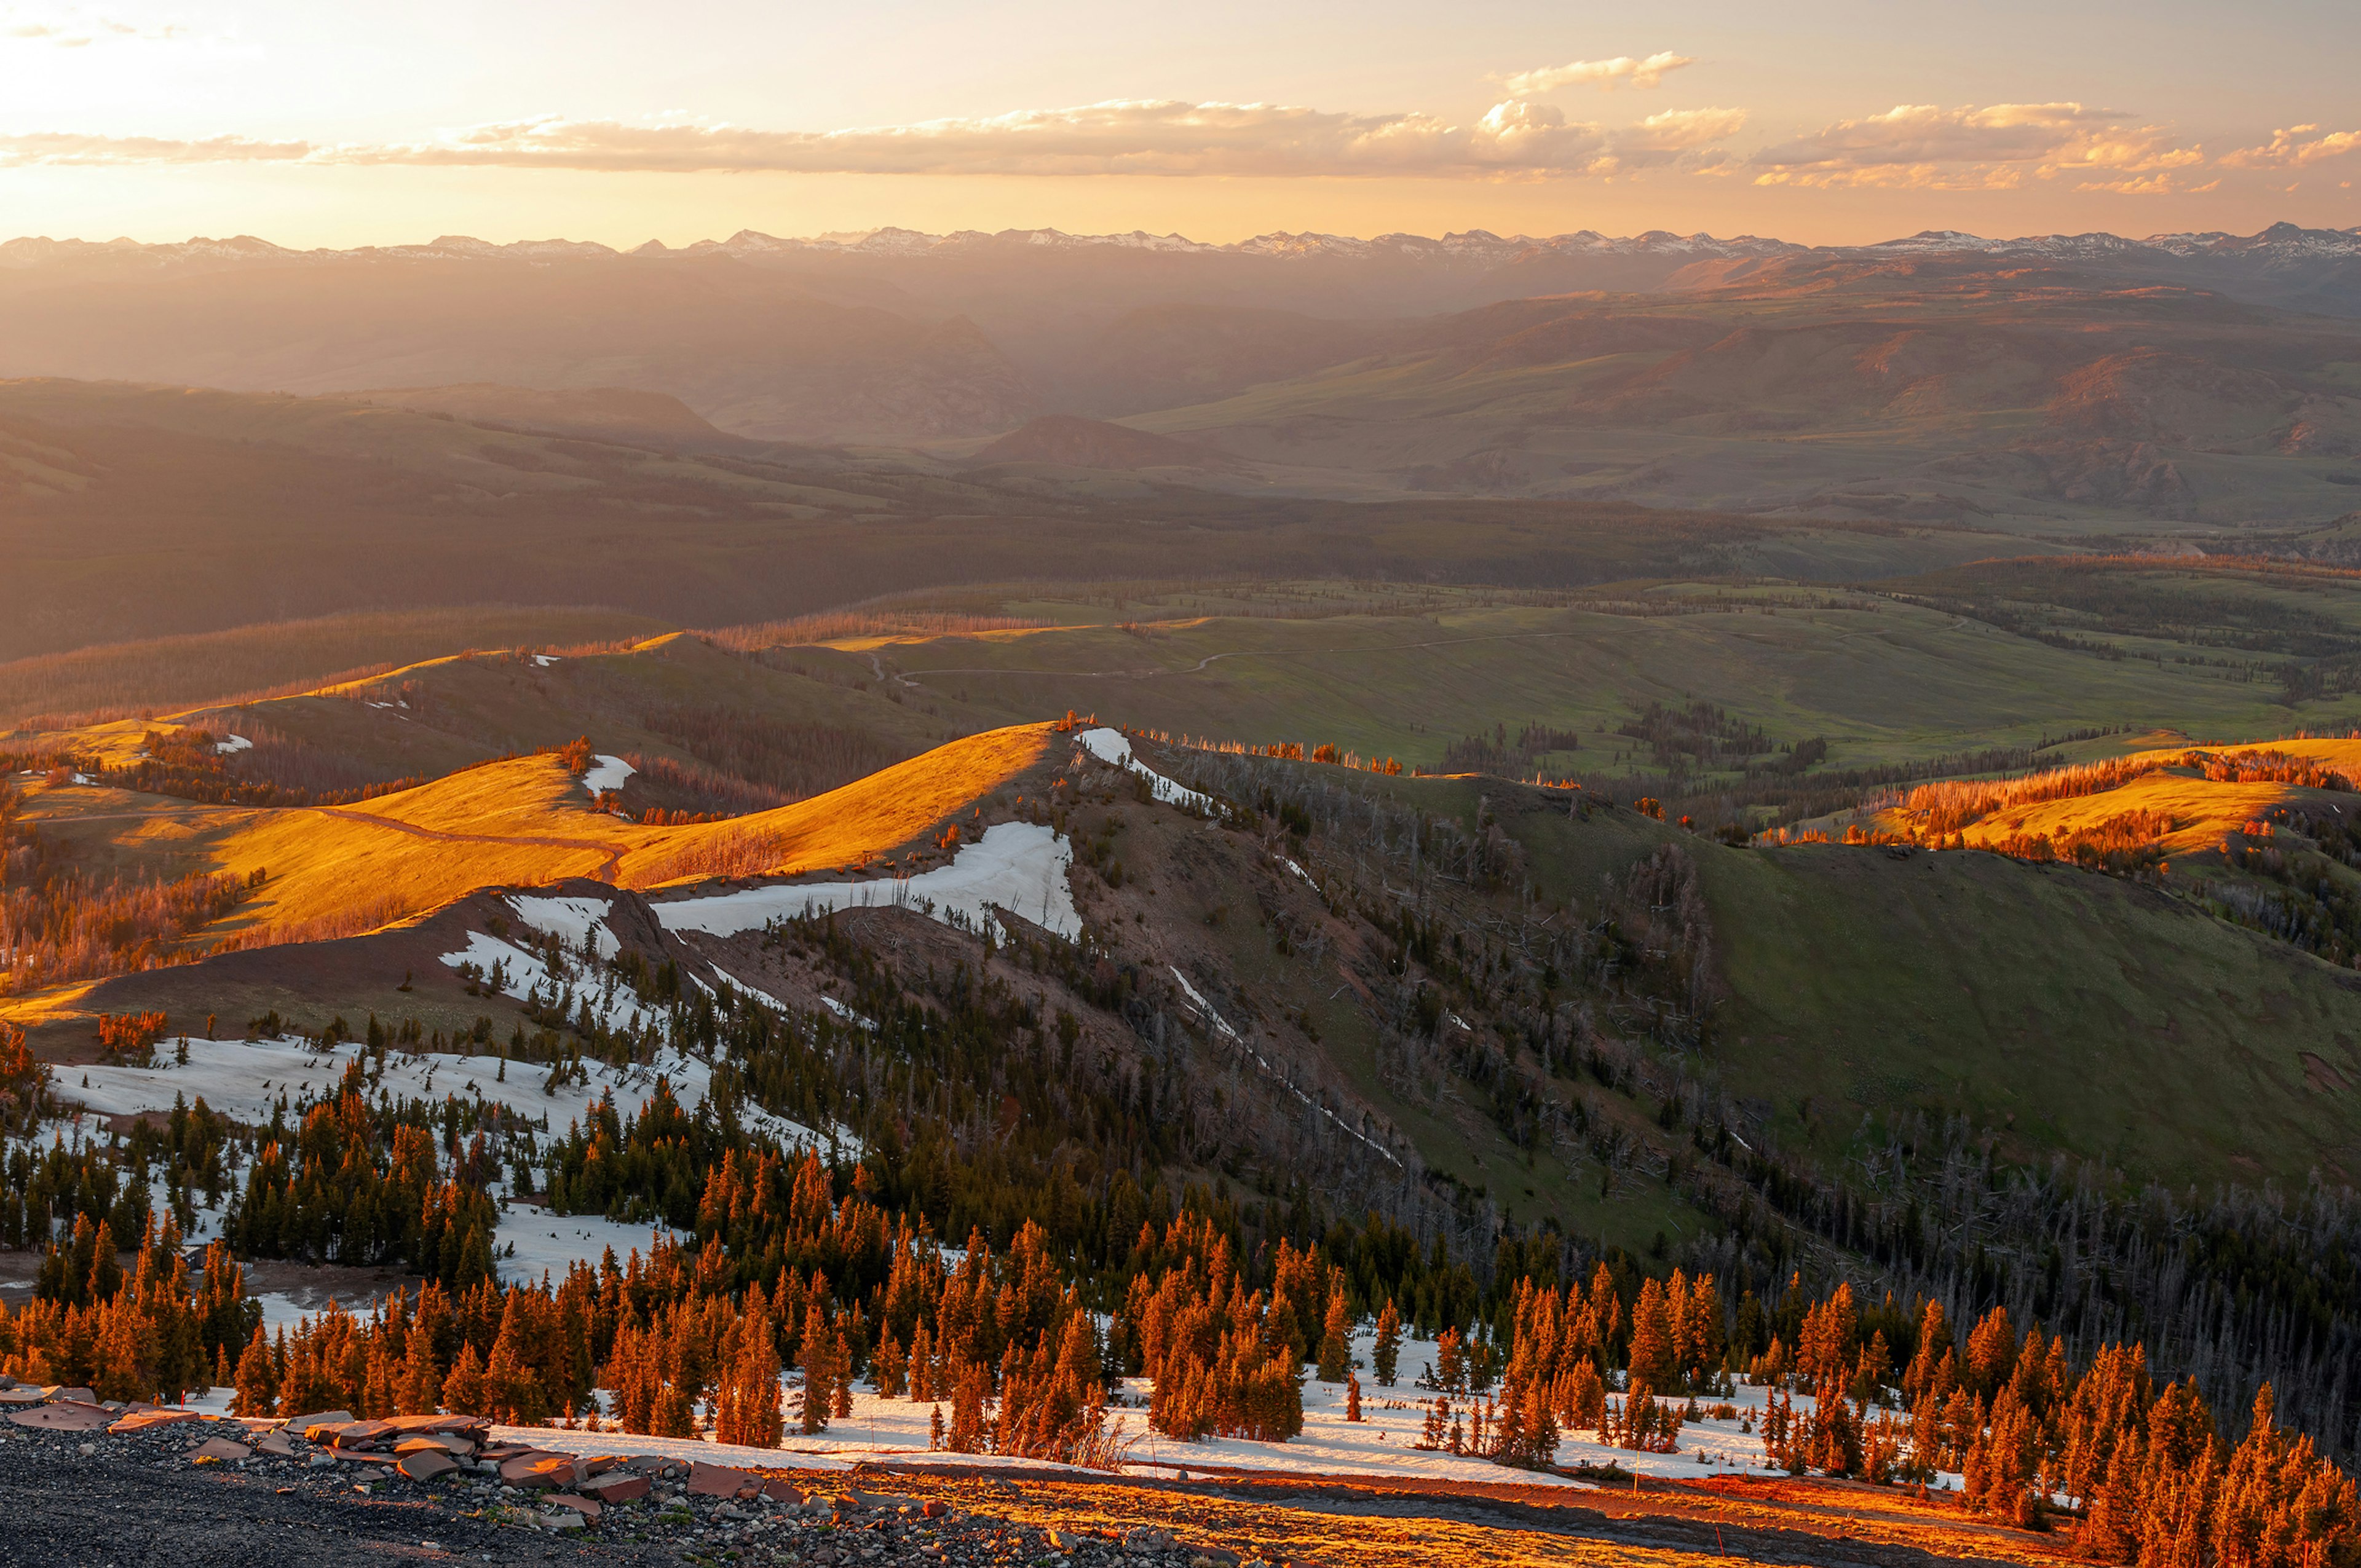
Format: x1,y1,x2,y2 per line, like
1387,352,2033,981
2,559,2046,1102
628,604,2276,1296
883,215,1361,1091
0,605,673,728
12,722,1066,963
1874,737,2361,857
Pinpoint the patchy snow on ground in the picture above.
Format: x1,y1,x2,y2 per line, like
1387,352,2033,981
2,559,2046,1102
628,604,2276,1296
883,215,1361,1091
534,655,561,668
508,894,621,961
820,996,877,1030
213,733,252,755
1076,728,1213,811
59,1034,836,1151
496,1207,673,1283
1168,966,1398,1168
581,754,635,794
708,965,793,1014
440,931,650,1034
654,821,1080,942
1168,967,1239,1040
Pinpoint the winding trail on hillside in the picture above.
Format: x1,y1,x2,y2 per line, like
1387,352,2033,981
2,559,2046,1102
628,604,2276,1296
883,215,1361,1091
309,806,627,882
887,609,1936,689
892,620,1869,684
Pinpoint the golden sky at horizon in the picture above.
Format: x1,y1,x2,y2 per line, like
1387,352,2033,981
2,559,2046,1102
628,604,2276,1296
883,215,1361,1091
2,0,2354,248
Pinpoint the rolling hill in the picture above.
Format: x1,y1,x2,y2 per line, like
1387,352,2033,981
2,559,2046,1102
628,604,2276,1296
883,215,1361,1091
1120,258,2361,526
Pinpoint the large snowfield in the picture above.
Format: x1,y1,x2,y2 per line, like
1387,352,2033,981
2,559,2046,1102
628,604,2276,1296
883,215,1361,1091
654,821,1082,942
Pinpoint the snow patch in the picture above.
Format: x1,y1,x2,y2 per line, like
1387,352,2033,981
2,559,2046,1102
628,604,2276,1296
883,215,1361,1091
213,734,251,755
1076,728,1213,811
508,894,620,960
1168,967,1238,1039
580,754,635,794
708,965,792,1014
1169,966,1399,1168
441,931,647,1034
534,655,561,668
821,996,877,1030
59,1033,835,1152
496,1207,673,1283
654,821,1080,942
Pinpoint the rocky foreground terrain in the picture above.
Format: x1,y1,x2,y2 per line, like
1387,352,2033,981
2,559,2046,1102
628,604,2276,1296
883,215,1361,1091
0,1390,2074,1568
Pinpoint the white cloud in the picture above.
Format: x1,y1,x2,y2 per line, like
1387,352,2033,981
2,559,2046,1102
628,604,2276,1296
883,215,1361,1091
0,97,1746,179
1502,52,1695,97
1749,102,2201,189
3,8,184,45
0,130,311,165
2221,125,2361,169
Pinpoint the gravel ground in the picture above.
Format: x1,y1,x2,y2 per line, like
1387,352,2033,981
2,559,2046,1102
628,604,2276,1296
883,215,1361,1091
0,1420,1236,1568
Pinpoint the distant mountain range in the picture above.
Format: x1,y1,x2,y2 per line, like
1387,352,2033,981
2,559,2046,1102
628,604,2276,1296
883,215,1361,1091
3,221,2360,522
9,219,2359,270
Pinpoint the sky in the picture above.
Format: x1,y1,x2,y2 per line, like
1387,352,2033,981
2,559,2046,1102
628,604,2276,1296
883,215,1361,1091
2,0,2357,248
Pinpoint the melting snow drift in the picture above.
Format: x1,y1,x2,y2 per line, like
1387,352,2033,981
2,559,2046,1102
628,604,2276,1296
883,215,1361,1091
580,754,635,794
654,820,1080,940
1076,727,1213,810
508,893,622,960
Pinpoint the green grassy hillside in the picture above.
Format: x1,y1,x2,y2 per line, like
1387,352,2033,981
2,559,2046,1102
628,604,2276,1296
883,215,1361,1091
1362,770,2361,1188
861,582,2361,780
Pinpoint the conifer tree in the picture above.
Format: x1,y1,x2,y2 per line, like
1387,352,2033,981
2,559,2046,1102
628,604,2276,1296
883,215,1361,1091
442,1342,487,1414
1372,1299,1402,1387
1316,1279,1351,1384
230,1323,277,1416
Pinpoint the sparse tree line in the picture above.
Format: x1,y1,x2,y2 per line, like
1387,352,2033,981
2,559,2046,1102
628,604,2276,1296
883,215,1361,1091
1158,747,2361,1474
11,1133,2355,1563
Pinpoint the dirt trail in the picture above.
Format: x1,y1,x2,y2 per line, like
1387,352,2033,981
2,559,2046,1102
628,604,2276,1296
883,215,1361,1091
890,620,1852,685
310,806,627,882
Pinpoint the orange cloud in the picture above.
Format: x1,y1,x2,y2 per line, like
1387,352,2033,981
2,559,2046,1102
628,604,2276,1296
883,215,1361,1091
1750,101,2203,189
2221,125,2361,168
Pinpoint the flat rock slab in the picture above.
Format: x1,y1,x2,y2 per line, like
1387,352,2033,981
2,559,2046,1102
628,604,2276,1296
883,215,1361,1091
191,1437,253,1461
761,1479,805,1505
110,1409,206,1433
9,1403,111,1432
397,1450,459,1482
384,1413,493,1436
255,1432,296,1456
0,1390,45,1405
544,1493,603,1522
581,1473,650,1504
687,1461,759,1498
500,1453,585,1487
